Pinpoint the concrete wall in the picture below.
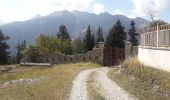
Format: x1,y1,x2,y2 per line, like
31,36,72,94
138,46,170,72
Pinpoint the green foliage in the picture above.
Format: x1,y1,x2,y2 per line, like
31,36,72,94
128,20,139,46
23,45,40,62
96,26,104,43
57,25,71,41
0,29,10,64
16,40,26,63
72,38,85,54
83,25,95,52
61,40,73,55
35,35,60,55
150,19,167,27
105,20,126,48
35,34,73,55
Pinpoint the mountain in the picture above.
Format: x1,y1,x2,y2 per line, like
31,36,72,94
0,10,149,55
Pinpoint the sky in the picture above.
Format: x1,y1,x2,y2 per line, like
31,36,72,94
0,0,170,23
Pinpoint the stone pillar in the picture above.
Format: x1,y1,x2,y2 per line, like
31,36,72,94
157,23,159,47
97,42,105,49
125,42,132,59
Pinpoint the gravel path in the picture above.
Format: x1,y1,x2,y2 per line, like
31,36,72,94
68,68,98,100
95,67,138,100
68,67,138,100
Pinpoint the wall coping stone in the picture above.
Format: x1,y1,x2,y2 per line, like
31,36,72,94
139,46,170,51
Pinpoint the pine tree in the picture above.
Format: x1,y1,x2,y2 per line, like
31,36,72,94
16,40,26,63
128,20,138,46
105,20,126,48
105,28,114,47
57,25,71,41
91,34,95,49
96,26,104,43
83,25,95,52
0,30,10,64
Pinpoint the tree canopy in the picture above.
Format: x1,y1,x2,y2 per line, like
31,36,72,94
72,38,85,54
96,26,104,43
57,25,71,41
105,20,126,48
83,25,95,52
128,20,139,46
16,40,26,63
0,30,10,64
150,19,167,27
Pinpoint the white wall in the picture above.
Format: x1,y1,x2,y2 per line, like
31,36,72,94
138,47,170,72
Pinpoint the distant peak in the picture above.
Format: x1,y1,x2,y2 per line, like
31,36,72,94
99,11,111,15
33,14,42,19
49,10,70,16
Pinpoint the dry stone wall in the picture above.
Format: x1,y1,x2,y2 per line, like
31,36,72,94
21,42,127,66
36,42,104,65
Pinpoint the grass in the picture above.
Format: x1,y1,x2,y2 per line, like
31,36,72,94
87,72,105,100
0,62,100,100
108,58,170,100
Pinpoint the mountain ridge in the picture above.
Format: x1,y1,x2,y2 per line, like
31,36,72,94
0,10,149,55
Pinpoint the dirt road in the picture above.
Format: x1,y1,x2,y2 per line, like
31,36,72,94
68,67,137,100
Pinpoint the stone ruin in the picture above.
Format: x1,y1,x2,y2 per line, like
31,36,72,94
21,42,129,66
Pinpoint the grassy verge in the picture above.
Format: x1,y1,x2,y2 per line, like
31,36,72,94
0,62,100,100
108,58,170,100
87,71,105,100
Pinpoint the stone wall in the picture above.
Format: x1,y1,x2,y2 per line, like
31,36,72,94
21,42,126,66
125,42,138,59
36,42,104,65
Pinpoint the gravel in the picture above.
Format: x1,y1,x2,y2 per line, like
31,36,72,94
68,68,99,100
68,67,138,100
95,68,138,100
0,78,43,88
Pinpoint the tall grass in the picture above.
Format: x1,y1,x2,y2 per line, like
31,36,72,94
121,58,170,92
0,62,100,100
109,57,170,100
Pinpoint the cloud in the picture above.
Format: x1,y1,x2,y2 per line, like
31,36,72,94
112,9,125,15
154,0,170,11
131,0,170,17
0,0,94,22
92,4,105,14
33,0,94,15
